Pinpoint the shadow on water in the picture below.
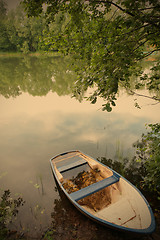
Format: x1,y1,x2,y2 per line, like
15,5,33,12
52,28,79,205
1,157,160,240
43,173,159,240
45,177,130,240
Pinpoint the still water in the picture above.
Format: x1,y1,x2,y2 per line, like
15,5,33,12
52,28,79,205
0,55,159,236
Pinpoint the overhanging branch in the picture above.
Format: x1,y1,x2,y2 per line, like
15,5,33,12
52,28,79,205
129,90,160,102
91,0,160,29
138,49,160,60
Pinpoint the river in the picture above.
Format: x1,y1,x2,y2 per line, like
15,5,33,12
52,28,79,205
0,55,159,238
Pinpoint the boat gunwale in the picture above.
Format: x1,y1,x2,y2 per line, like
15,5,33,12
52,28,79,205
50,150,156,234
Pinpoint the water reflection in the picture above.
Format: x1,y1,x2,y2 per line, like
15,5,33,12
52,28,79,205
0,98,150,175
0,55,160,237
0,55,75,98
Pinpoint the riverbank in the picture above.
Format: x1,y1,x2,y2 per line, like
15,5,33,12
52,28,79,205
1,156,160,240
3,190,160,240
0,51,61,58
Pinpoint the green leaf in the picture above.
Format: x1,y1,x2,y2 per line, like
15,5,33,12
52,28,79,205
34,184,40,189
111,101,116,106
91,97,97,104
102,103,112,112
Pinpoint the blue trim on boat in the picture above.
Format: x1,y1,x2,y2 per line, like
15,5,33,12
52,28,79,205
60,152,69,156
70,172,120,201
50,150,156,234
80,151,156,234
58,157,87,173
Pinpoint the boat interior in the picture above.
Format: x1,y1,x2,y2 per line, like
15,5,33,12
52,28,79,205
51,151,151,230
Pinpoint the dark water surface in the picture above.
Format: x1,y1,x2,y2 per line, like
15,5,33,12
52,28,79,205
0,55,159,238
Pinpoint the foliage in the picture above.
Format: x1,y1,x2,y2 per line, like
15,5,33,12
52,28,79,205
0,55,76,98
0,0,159,109
0,23,11,52
0,0,17,51
99,124,160,199
0,189,25,239
133,123,160,198
0,0,7,20
99,157,145,189
42,228,55,240
0,0,47,53
22,0,160,111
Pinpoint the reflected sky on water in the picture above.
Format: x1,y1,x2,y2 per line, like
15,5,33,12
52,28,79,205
0,55,159,234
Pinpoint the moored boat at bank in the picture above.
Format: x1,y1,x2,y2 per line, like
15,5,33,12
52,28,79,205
50,150,156,234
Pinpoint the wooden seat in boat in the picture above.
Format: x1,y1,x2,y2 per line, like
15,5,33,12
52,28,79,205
57,157,87,173
70,172,120,201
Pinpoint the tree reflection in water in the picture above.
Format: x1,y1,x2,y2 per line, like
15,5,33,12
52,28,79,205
0,55,76,99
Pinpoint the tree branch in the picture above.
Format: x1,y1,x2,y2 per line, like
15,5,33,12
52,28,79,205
139,6,160,11
108,8,118,21
119,23,150,37
133,39,149,52
129,90,160,102
138,49,160,60
93,0,134,16
92,1,160,29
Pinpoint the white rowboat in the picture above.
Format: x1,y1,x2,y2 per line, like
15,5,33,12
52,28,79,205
50,150,156,234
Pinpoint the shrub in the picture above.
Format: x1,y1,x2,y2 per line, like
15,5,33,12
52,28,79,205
0,189,25,239
133,123,160,199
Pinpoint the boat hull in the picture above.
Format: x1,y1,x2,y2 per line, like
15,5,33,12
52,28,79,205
50,150,156,234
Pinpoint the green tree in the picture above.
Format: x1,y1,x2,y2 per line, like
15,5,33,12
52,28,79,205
0,24,11,51
5,7,23,52
0,0,12,51
0,0,7,20
39,11,71,51
0,1,48,53
17,14,46,52
23,0,160,111
133,123,160,199
7,4,47,53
